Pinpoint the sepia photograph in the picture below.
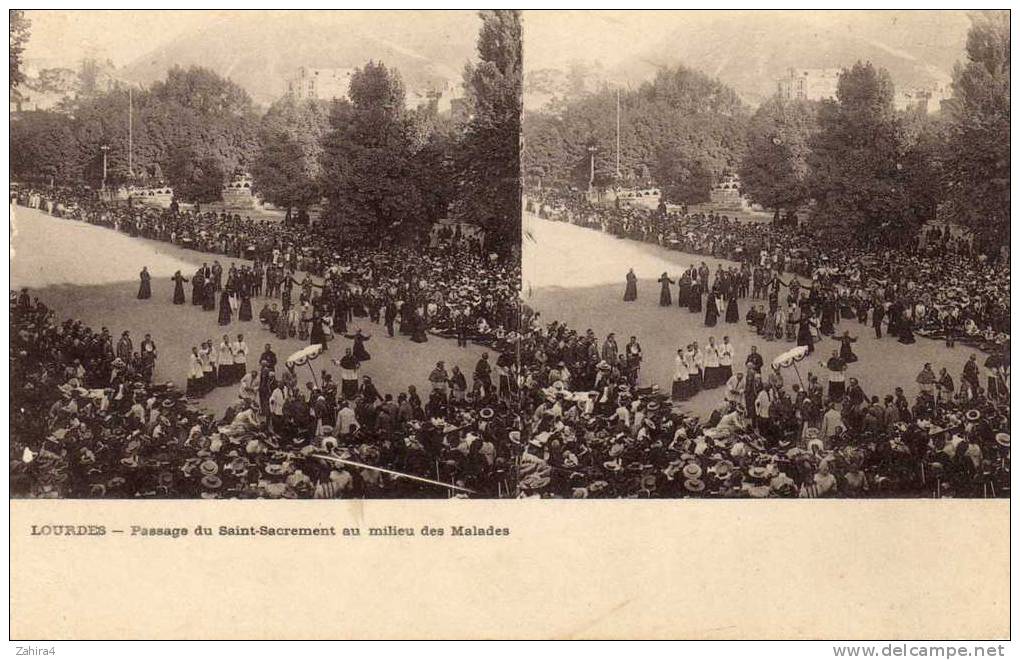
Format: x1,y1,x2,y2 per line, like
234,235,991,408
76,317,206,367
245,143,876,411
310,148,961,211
6,6,1012,644
520,9,1010,499
10,9,523,499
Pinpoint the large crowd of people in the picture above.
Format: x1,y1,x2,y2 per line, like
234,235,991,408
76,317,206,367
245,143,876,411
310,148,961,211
528,192,1010,352
9,183,1011,499
514,191,1010,498
11,185,524,499
10,291,522,499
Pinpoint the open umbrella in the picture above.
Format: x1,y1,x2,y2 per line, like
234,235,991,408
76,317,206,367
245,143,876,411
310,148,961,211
771,345,809,388
285,344,324,387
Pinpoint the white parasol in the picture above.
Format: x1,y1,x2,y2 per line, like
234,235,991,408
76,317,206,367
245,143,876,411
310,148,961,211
771,345,809,388
286,344,323,368
285,344,324,387
771,345,809,370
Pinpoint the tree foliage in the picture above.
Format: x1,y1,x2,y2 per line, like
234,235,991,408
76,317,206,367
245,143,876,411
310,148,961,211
319,61,428,231
522,64,748,195
251,95,330,211
739,96,818,214
941,10,1010,243
806,62,915,239
9,10,31,89
452,9,523,253
10,66,258,200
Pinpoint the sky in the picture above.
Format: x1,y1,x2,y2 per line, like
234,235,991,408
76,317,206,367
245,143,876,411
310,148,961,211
522,10,973,72
20,10,482,72
22,10,213,69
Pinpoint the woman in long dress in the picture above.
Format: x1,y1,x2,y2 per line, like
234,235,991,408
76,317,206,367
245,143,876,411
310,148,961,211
137,267,151,300
820,297,837,336
688,281,702,313
191,269,204,306
704,288,719,327
218,289,233,326
623,269,638,302
797,315,816,354
306,314,325,348
202,279,217,312
347,330,372,361
275,306,290,340
657,272,673,306
410,309,428,343
172,271,188,305
238,286,253,322
677,273,690,309
725,289,740,323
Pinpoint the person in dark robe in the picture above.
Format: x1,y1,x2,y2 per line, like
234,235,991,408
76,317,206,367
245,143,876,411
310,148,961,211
191,268,204,306
872,301,886,339
382,301,397,337
398,300,410,335
202,279,217,312
898,314,916,345
238,283,253,322
677,273,690,309
704,289,719,327
623,269,638,302
410,309,428,343
820,297,837,336
346,330,372,361
688,280,702,313
797,315,816,354
337,350,360,399
275,307,290,340
218,289,232,326
887,301,903,338
171,271,188,305
838,332,858,363
825,351,847,401
137,267,151,300
657,272,673,306
309,315,328,350
725,288,740,323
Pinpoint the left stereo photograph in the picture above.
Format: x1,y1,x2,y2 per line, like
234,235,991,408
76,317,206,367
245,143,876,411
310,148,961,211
9,9,524,500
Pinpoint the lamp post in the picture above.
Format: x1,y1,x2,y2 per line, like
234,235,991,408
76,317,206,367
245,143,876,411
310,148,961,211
587,145,598,193
100,145,109,192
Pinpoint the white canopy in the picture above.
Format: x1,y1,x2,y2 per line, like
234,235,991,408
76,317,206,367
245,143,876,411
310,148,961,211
771,345,809,370
285,344,324,368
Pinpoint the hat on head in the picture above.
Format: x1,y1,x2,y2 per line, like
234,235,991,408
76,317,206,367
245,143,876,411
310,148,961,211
682,462,703,480
684,478,705,493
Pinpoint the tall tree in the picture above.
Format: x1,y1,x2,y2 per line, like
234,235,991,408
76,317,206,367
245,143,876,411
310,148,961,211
942,10,1010,247
452,9,522,255
653,149,712,205
319,61,422,232
9,10,31,89
739,96,818,219
522,64,748,193
251,95,330,213
807,62,912,241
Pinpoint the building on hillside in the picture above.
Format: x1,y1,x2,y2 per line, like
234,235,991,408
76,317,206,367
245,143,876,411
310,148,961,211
450,96,470,123
776,68,840,102
286,67,356,101
406,78,461,114
895,83,953,114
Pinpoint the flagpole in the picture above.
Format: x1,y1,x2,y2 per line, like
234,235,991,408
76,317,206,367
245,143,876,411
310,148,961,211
615,87,621,179
128,87,133,178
